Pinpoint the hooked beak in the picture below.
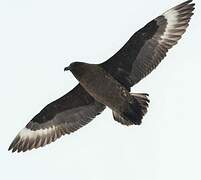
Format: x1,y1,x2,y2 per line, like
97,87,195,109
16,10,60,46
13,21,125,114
64,66,70,71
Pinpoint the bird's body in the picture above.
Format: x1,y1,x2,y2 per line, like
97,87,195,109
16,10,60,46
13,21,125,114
9,0,195,152
71,63,132,113
69,62,147,125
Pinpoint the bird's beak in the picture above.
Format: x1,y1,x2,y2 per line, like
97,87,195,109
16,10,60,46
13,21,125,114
64,66,70,71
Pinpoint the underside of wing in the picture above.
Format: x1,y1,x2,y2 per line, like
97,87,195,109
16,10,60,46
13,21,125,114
9,84,105,153
101,0,195,89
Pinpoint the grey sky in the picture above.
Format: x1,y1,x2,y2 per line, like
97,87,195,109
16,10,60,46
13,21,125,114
1,0,201,180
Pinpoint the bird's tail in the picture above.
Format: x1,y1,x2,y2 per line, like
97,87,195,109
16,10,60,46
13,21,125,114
112,93,149,126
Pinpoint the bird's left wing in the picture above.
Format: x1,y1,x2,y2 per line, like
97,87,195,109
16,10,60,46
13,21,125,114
9,84,105,153
101,0,195,90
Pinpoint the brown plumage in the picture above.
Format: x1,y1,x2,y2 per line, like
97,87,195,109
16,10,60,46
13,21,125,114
9,0,194,152
68,62,149,125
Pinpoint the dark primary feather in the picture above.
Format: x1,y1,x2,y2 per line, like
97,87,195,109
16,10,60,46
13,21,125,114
101,0,194,90
8,84,105,152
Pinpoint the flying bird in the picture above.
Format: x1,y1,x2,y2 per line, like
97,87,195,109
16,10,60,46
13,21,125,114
9,0,195,152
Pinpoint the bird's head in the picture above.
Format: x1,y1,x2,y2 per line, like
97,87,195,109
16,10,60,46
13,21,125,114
64,62,87,80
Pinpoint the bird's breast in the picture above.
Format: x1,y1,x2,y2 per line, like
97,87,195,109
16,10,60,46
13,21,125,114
78,65,131,111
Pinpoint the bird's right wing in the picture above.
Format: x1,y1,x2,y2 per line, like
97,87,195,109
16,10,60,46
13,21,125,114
101,0,194,90
9,84,105,153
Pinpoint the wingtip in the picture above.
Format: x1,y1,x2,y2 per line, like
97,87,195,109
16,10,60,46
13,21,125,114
8,146,12,152
178,0,195,8
182,0,193,5
8,129,33,153
8,135,20,153
8,126,67,153
186,0,193,3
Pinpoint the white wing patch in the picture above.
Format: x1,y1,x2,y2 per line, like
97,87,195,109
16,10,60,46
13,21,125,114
9,126,63,152
19,127,55,139
161,9,179,41
159,1,194,44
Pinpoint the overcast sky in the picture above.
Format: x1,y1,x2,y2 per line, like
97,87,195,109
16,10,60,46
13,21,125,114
1,0,201,180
